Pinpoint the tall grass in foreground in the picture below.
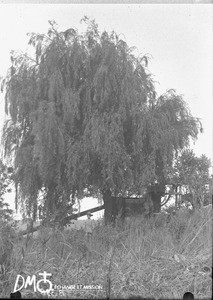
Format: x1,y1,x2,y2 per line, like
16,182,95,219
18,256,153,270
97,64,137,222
0,208,212,299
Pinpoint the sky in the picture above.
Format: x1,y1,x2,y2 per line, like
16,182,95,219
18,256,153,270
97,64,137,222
0,4,212,219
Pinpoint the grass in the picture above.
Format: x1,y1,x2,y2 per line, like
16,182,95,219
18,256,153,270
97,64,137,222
0,208,212,299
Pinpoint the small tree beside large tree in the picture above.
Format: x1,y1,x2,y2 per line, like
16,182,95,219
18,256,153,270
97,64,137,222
172,150,212,209
1,19,202,224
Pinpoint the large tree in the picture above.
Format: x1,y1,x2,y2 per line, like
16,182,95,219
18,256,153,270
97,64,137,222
1,19,201,224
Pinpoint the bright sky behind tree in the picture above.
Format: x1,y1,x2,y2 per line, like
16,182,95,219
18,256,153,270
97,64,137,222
0,4,212,219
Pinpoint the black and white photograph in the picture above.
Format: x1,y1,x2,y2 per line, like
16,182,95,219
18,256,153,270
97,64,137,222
0,1,212,299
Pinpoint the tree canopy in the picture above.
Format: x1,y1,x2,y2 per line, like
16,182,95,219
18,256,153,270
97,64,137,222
1,19,202,223
172,149,212,209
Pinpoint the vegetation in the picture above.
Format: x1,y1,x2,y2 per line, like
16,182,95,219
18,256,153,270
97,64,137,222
0,159,13,223
0,18,212,299
1,19,202,224
160,150,212,211
0,159,15,293
0,208,212,298
171,150,212,209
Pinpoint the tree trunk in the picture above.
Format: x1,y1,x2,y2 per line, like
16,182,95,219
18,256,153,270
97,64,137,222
175,186,178,209
102,189,116,225
148,184,165,213
150,191,161,213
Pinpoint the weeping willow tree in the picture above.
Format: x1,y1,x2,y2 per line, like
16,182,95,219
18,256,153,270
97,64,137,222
1,19,201,224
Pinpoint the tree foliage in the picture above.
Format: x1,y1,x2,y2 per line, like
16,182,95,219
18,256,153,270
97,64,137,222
1,19,202,222
0,160,13,223
172,149,212,208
